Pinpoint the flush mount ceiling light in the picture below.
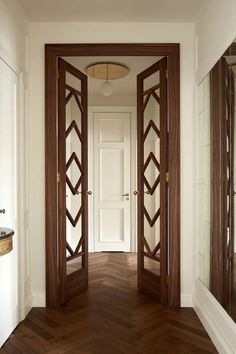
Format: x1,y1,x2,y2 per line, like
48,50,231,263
86,62,129,96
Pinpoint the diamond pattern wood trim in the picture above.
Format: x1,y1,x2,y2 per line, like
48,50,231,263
73,92,84,113
141,92,151,112
66,235,84,261
143,152,160,173
66,175,82,196
66,242,74,256
66,84,82,97
66,152,83,172
142,83,160,96
66,251,84,262
75,235,83,254
143,206,160,227
151,90,160,105
141,87,160,112
66,90,74,104
141,235,152,254
66,206,83,227
143,174,160,195
66,152,84,195
66,119,83,142
143,119,160,141
151,241,160,256
144,251,160,262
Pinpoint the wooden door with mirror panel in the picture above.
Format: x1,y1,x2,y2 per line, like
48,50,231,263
58,58,90,305
221,57,234,310
210,55,235,311
136,57,168,304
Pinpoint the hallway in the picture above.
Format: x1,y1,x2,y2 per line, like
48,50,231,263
1,253,217,354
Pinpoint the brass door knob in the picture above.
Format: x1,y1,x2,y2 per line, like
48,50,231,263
75,191,92,196
133,191,140,196
0,209,5,214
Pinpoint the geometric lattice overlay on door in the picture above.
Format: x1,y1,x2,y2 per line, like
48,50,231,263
65,74,84,274
142,71,161,275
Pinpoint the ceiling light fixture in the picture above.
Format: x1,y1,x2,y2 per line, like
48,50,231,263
86,62,129,97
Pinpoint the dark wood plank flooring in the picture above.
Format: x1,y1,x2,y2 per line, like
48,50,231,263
1,253,217,353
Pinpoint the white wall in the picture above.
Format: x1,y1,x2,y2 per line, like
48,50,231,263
0,0,30,346
29,22,195,307
196,0,236,83
194,1,236,352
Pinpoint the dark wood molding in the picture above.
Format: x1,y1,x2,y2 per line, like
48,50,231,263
210,59,223,302
45,43,180,308
45,47,58,307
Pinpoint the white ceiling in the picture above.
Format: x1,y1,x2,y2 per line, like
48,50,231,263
18,0,208,22
64,56,160,106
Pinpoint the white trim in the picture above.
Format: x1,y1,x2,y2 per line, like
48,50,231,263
24,294,32,316
88,106,136,253
0,46,24,76
181,295,193,307
32,294,46,307
193,279,236,354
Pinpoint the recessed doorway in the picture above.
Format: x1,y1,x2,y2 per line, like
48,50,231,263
45,44,180,308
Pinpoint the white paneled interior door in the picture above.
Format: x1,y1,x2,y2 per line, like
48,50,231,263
93,112,131,252
0,58,19,346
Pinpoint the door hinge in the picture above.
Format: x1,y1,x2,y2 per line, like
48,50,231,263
165,172,169,183
166,69,168,79
57,172,61,183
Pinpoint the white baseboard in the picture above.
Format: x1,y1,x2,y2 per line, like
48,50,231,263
181,294,193,307
0,305,19,347
24,294,32,317
193,279,236,354
32,294,46,307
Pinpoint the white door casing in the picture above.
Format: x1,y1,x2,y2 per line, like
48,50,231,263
88,107,136,252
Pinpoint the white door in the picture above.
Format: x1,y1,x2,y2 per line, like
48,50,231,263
93,112,131,252
0,59,19,346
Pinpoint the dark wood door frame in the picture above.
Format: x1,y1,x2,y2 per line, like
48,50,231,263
45,43,180,308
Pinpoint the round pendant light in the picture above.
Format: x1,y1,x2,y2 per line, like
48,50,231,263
100,81,113,96
86,62,129,96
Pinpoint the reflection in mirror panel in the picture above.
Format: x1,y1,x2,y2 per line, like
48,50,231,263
197,40,236,323
197,74,210,289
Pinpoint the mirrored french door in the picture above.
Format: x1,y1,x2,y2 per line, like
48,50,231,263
136,57,168,304
58,58,88,304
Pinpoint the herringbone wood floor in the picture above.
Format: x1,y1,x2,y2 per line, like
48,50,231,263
1,253,217,354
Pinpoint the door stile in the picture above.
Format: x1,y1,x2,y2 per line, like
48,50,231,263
58,58,67,304
81,69,88,275
57,58,88,305
137,67,144,287
137,57,168,304
159,58,168,304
